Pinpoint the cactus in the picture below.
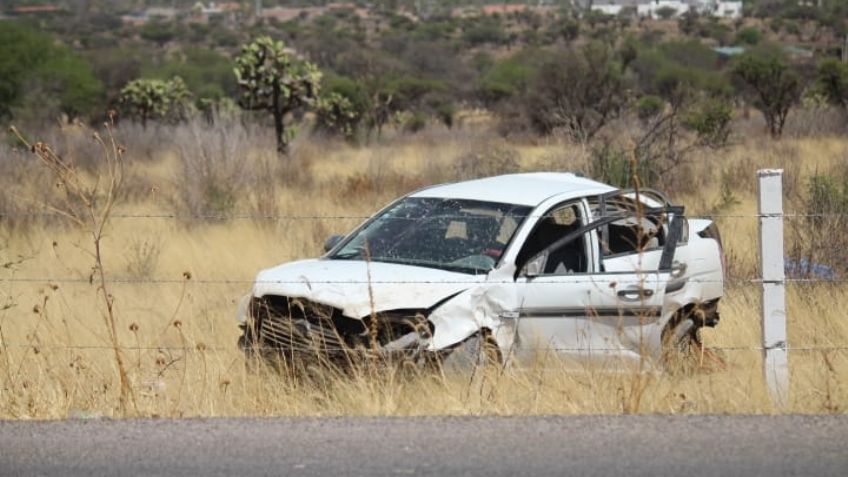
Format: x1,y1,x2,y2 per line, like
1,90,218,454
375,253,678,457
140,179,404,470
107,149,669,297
234,36,321,155
118,77,191,128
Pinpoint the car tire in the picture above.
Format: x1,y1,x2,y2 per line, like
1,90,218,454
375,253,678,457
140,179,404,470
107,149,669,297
440,333,502,376
661,311,703,372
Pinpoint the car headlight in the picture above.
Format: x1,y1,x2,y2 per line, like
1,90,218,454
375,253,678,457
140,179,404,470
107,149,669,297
236,294,251,324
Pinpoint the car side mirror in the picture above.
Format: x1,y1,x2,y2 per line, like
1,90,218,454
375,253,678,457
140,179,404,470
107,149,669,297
521,253,547,278
324,234,344,253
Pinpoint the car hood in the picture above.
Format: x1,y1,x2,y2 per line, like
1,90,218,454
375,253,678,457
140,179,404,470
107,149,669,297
252,259,485,319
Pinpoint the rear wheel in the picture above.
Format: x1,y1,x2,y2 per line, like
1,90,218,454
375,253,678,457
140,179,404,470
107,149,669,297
661,307,724,372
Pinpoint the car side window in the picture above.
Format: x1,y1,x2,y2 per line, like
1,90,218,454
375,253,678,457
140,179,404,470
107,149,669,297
516,202,589,275
588,197,666,257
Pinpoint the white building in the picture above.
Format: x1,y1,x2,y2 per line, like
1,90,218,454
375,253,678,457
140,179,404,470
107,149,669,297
591,4,625,15
637,0,690,19
711,1,743,19
590,0,743,19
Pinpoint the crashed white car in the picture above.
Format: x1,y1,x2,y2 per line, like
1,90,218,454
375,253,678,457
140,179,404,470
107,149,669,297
237,173,724,367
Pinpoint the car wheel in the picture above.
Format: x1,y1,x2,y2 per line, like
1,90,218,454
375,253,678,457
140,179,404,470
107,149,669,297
440,333,502,377
661,308,725,372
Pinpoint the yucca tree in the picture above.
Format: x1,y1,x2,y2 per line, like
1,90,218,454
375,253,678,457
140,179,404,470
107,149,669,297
118,77,191,128
234,36,321,155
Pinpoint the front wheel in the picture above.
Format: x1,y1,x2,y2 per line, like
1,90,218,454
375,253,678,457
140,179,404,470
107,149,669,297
440,333,502,378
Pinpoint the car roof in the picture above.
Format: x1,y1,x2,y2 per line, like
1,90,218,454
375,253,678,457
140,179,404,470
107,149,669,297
410,172,617,207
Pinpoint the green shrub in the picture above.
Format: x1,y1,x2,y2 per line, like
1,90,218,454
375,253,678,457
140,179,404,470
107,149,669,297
735,27,762,45
637,95,665,120
589,142,658,188
683,98,733,148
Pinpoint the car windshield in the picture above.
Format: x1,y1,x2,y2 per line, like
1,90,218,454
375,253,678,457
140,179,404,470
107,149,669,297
331,197,532,274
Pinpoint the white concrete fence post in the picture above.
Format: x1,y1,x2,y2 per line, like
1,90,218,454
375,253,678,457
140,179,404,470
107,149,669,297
758,169,789,408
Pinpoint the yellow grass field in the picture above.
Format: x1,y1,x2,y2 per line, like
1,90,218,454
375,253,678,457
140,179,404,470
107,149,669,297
0,123,846,418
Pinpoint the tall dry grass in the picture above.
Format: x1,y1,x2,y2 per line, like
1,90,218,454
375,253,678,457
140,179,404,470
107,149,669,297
0,116,846,418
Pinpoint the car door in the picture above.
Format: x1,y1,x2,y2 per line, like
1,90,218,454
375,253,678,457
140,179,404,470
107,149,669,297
514,203,684,361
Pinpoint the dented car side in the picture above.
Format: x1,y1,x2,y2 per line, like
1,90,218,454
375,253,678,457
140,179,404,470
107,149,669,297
237,173,724,367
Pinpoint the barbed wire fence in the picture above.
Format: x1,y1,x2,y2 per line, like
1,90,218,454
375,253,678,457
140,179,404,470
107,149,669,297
1,170,847,404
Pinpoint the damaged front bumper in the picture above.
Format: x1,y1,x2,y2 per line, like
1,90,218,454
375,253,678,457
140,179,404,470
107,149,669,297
239,295,437,363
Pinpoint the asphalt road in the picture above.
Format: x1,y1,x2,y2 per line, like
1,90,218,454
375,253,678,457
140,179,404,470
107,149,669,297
1,415,846,477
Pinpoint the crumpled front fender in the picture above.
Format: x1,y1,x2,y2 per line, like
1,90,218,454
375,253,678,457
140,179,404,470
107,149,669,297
428,267,519,357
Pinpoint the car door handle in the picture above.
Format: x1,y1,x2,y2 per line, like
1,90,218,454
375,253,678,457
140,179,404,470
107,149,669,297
617,288,654,301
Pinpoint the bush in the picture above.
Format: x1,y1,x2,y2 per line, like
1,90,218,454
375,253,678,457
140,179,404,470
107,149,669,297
589,141,658,189
683,98,733,148
478,56,538,104
637,95,665,120
791,170,848,275
453,147,521,180
402,112,428,134
655,6,679,20
735,27,762,45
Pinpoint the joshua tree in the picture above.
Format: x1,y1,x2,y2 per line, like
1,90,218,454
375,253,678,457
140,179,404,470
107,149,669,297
234,36,321,155
118,77,191,128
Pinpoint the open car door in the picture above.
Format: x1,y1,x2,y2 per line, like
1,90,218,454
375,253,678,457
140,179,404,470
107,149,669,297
514,204,685,361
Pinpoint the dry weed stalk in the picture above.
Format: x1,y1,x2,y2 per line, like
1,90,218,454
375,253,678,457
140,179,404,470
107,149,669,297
10,122,136,415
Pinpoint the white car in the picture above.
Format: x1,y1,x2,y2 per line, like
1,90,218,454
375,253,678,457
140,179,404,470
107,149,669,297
237,173,724,367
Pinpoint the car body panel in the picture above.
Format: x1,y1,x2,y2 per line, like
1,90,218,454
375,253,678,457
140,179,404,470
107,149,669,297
411,173,615,206
253,259,484,319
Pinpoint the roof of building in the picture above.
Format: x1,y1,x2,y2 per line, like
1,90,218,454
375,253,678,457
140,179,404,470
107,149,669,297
12,5,60,13
412,173,616,207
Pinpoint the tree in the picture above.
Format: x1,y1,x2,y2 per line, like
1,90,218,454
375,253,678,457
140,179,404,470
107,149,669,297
140,20,176,48
315,92,360,140
37,51,104,122
0,22,103,123
234,36,322,155
815,58,848,111
732,50,802,138
118,77,191,127
655,6,679,20
525,42,632,141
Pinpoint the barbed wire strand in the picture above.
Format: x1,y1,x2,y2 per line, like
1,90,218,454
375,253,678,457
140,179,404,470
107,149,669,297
2,212,848,220
2,343,847,352
0,277,846,284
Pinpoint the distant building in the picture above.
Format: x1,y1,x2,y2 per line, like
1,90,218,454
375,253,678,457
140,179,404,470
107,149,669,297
590,0,743,19
637,0,691,18
714,45,813,59
710,1,743,18
190,2,243,22
11,5,60,14
591,4,624,15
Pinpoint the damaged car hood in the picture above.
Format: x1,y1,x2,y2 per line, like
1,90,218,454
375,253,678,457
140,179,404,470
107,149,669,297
252,259,484,319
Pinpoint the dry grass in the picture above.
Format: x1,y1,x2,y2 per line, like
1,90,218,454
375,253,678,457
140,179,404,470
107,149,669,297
0,119,846,419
